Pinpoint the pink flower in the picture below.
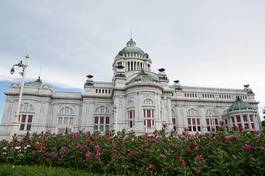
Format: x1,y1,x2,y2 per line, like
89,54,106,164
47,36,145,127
194,154,203,161
85,150,93,158
180,158,187,168
146,164,155,170
76,143,81,148
72,132,78,140
171,144,179,148
95,149,102,157
184,146,192,153
160,153,166,158
128,150,139,157
31,150,36,155
194,146,200,152
224,135,240,142
241,144,256,151
178,135,186,141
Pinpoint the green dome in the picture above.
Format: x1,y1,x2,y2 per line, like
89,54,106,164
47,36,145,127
118,38,149,58
228,97,254,112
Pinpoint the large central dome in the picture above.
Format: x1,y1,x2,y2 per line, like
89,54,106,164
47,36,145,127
118,38,149,58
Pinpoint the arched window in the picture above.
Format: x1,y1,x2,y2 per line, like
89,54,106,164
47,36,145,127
19,103,34,131
187,108,201,132
205,109,219,132
94,106,110,132
143,99,154,106
57,106,75,134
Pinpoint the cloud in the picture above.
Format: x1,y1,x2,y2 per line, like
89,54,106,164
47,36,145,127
0,0,264,118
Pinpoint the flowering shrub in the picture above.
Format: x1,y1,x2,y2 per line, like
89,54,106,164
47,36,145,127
0,129,265,175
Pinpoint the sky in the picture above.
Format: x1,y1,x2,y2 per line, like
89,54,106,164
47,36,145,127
0,0,264,120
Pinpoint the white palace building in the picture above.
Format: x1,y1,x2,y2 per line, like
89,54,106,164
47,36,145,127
0,39,262,138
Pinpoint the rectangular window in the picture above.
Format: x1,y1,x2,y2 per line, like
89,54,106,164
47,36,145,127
250,115,253,122
144,109,154,128
20,124,25,131
251,123,255,129
26,124,31,131
244,123,249,130
100,117,104,124
128,110,135,128
187,118,201,132
22,115,26,122
243,115,248,122
236,115,241,122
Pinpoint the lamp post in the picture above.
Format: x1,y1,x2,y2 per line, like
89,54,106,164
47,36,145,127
10,55,29,136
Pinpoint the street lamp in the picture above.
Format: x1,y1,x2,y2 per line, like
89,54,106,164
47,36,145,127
10,55,29,136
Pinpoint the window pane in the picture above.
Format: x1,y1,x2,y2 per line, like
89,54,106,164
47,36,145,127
193,126,196,131
188,126,192,131
251,123,255,129
100,117,104,124
94,125,98,131
147,119,151,128
236,116,241,122
105,125,110,131
250,115,253,122
197,119,200,125
20,124,25,131
130,121,133,128
244,123,249,129
188,118,191,125
215,119,218,125
192,118,195,125
172,118,176,124
147,110,151,118
94,117,98,124
22,115,26,122
198,126,201,131
105,117,109,124
28,115,33,123
26,124,31,131
243,115,248,122
100,125,104,131
206,119,209,125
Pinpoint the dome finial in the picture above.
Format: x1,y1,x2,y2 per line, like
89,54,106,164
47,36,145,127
126,38,136,47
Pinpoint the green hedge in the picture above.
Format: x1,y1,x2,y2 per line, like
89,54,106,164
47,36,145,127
0,164,93,176
0,128,265,175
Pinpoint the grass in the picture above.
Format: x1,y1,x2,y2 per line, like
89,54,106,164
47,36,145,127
0,164,96,176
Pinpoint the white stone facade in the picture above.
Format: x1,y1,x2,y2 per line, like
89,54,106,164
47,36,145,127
0,39,262,139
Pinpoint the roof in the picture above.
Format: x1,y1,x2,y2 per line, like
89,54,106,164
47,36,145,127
228,97,254,112
25,76,42,87
127,70,159,85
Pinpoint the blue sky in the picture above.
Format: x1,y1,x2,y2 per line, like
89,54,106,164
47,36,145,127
0,0,264,120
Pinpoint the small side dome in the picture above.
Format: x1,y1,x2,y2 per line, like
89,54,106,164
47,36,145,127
228,97,254,112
